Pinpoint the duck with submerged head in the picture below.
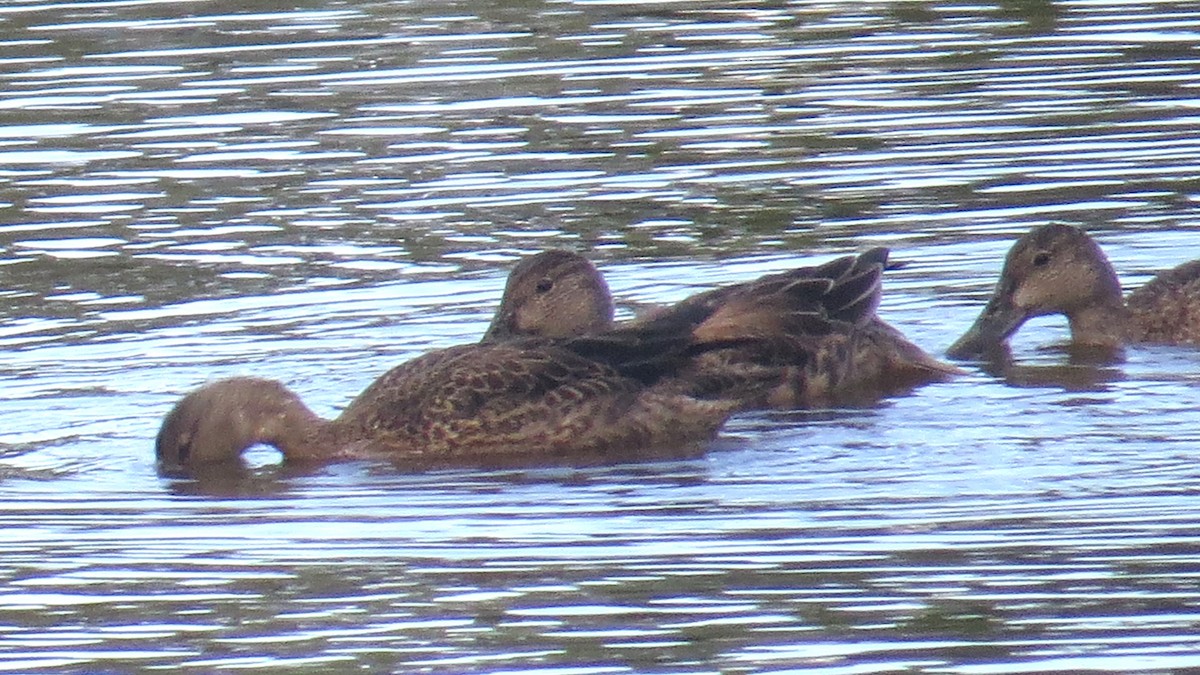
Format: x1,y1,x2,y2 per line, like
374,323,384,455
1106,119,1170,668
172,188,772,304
156,327,747,475
483,248,959,408
947,223,1200,359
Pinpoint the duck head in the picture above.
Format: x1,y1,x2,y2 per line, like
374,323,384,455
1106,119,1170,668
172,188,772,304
948,224,1124,358
484,249,614,340
156,377,323,472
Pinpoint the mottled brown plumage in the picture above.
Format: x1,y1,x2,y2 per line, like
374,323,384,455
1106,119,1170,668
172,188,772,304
484,249,958,408
948,224,1200,358
156,335,737,474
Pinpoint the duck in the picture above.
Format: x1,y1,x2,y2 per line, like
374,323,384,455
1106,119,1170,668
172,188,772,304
483,248,959,408
947,223,1200,358
156,331,744,475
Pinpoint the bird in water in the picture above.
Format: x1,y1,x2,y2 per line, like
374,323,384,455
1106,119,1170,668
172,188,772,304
157,290,799,475
948,223,1200,359
484,248,959,409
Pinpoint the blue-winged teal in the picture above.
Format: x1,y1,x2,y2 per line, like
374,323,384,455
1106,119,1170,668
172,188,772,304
948,223,1200,358
156,332,741,474
484,248,959,408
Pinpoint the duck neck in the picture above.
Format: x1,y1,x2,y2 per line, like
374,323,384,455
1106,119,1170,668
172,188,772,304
261,403,337,463
1067,298,1130,348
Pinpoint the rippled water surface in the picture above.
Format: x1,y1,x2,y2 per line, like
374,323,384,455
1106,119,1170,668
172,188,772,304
2,1,1200,672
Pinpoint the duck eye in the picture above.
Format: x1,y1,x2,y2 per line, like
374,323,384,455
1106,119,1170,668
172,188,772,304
1032,251,1051,267
535,278,554,293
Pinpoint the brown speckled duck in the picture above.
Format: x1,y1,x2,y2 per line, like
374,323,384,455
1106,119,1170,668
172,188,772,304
948,223,1200,358
156,331,743,475
484,248,959,408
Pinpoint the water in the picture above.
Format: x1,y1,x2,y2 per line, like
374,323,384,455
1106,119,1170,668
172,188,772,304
1,0,1200,672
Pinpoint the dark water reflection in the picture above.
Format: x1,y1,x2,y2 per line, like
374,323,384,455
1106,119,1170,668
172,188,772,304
2,0,1200,672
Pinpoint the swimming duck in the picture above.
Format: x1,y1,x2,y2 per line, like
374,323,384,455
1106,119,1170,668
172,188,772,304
156,330,747,474
947,223,1200,358
484,248,959,408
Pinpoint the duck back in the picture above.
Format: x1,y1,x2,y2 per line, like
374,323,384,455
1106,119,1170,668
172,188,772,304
333,338,734,461
1126,259,1200,344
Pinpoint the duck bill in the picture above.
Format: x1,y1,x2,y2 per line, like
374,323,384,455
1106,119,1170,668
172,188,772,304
946,295,1029,359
